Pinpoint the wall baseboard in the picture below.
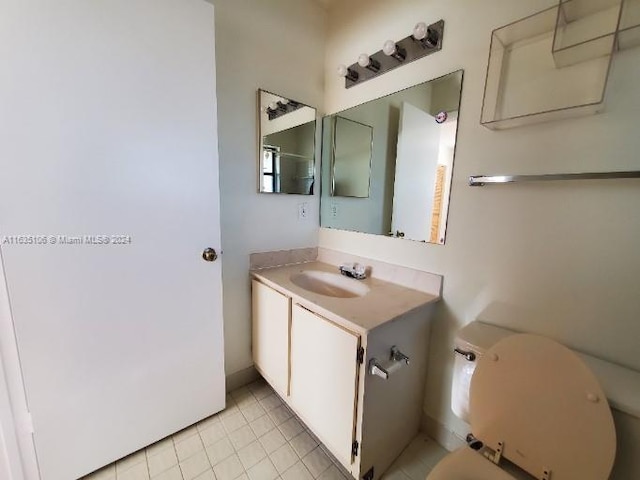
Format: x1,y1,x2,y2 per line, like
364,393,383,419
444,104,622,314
421,413,466,452
226,366,260,393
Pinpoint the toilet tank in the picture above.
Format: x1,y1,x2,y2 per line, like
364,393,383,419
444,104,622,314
452,321,640,423
451,321,640,480
451,321,514,421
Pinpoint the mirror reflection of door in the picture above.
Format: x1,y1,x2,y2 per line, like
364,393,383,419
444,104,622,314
332,116,373,198
392,104,457,243
392,103,440,241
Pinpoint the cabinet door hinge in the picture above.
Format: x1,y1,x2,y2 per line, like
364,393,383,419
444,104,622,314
352,440,359,456
357,347,365,364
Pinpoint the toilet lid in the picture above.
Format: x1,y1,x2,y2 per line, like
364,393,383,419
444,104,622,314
469,334,616,480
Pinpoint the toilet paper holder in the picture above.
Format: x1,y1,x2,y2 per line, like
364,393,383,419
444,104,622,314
369,346,410,379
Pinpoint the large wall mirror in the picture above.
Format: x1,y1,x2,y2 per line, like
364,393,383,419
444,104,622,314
320,70,463,244
258,90,317,195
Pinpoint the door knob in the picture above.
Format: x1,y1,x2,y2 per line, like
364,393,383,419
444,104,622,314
202,248,218,262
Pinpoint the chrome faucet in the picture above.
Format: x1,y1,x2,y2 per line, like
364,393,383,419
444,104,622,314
339,262,367,280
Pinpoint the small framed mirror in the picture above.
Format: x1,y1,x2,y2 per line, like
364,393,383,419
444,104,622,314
258,90,317,195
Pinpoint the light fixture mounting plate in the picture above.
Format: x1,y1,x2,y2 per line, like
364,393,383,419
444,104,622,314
344,20,445,89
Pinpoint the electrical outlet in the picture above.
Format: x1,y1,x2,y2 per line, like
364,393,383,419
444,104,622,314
298,202,309,221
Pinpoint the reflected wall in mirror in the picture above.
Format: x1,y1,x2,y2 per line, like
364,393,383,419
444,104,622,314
331,117,373,198
258,89,317,194
321,70,463,244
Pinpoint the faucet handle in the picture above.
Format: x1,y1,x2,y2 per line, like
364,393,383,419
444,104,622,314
391,346,410,365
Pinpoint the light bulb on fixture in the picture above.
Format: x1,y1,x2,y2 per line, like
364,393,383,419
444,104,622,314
268,102,278,110
357,53,381,72
382,40,406,61
413,22,428,40
337,64,359,82
413,21,439,48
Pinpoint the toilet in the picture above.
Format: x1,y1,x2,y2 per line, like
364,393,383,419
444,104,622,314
426,329,617,480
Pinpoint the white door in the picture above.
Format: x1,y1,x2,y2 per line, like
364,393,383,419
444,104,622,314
290,305,360,469
391,102,441,241
0,2,225,479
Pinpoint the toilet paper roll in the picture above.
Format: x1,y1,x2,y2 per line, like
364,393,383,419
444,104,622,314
451,359,477,421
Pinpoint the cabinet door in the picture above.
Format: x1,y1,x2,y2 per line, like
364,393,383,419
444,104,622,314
252,280,291,396
290,304,360,468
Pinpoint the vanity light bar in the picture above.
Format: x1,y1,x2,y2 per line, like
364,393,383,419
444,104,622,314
266,100,303,121
468,170,640,186
338,20,445,89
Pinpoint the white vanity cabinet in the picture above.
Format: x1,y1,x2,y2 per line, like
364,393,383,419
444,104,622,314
251,263,440,480
251,280,290,397
290,304,361,468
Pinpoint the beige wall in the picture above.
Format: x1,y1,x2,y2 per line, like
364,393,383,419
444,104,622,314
320,0,640,443
210,0,326,375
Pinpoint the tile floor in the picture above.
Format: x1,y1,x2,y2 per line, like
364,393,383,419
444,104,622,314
83,379,448,480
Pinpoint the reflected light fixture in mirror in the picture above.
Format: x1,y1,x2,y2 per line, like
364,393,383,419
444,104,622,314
258,89,317,195
321,70,464,245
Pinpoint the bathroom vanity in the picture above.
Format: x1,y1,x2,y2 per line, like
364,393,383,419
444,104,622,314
251,253,442,480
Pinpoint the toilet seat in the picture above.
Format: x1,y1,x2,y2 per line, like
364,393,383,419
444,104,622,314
427,334,616,480
427,447,516,480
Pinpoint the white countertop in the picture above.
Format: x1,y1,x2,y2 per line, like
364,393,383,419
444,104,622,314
251,261,440,334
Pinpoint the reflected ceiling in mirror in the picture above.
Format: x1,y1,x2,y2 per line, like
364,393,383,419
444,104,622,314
320,70,463,244
258,90,317,195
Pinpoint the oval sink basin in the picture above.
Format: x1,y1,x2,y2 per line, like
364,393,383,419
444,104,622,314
290,270,370,298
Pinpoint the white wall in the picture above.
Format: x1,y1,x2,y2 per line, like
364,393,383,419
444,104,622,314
321,0,640,448
209,0,326,375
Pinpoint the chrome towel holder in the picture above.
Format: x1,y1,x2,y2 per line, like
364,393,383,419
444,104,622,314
469,170,640,187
